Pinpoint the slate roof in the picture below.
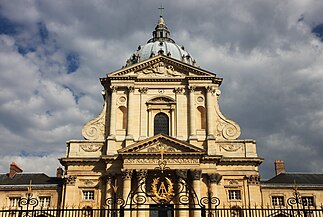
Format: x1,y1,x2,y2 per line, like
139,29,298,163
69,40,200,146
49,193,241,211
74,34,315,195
0,173,62,186
263,173,323,185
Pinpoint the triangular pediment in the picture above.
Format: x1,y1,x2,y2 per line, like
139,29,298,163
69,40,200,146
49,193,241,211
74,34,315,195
118,134,205,155
108,55,216,78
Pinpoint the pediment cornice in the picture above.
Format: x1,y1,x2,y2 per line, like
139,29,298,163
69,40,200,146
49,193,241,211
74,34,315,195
118,134,205,156
102,55,221,81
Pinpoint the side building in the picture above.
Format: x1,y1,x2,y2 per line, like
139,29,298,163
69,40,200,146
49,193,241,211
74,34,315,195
0,162,63,209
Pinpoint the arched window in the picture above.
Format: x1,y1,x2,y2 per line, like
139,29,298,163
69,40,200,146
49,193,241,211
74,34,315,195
154,113,169,135
196,106,206,129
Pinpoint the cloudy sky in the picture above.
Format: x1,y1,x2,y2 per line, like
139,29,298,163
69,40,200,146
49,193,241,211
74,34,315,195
0,0,323,179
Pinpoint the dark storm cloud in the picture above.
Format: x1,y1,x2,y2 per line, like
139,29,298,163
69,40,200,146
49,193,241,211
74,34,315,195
0,0,323,178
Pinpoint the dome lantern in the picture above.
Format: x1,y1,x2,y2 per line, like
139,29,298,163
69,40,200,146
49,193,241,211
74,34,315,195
125,13,197,67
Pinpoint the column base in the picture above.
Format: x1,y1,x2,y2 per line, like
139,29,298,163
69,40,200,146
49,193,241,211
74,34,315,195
125,135,134,140
107,135,115,140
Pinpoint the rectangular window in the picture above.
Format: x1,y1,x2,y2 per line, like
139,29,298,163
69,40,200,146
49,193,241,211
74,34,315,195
228,190,241,200
302,196,314,206
83,191,95,200
39,197,51,207
9,197,21,207
272,196,284,206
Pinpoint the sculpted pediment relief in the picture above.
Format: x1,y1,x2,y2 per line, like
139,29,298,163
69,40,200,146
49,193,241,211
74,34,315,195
118,134,205,155
107,56,216,78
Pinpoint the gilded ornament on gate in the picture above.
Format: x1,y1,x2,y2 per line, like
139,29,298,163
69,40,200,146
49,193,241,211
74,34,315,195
151,177,174,201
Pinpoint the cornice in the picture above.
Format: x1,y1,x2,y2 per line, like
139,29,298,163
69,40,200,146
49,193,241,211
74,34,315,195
119,152,205,156
118,134,205,153
218,157,264,166
59,157,101,166
107,55,217,77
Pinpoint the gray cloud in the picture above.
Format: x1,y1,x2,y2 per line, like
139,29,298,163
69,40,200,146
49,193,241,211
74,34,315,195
0,0,322,178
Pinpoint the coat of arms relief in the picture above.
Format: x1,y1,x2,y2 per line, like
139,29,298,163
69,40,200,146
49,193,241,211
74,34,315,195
135,62,184,77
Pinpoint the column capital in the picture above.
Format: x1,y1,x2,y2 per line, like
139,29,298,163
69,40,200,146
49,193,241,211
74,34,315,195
136,169,148,180
174,87,185,95
188,85,196,93
246,175,260,185
66,175,77,185
138,87,148,94
121,169,133,180
191,169,202,180
208,173,222,184
206,86,216,93
110,86,118,92
127,86,135,93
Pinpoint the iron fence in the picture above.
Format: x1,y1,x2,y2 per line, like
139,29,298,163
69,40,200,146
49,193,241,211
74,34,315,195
1,206,323,217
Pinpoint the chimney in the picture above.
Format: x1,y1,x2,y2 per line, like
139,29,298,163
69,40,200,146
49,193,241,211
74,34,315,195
9,162,23,178
275,160,285,175
56,167,63,178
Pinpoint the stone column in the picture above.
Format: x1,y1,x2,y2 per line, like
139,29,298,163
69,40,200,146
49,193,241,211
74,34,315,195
122,169,133,217
139,87,148,140
188,86,196,139
191,169,202,217
148,106,153,137
104,174,115,209
170,105,175,137
206,86,215,139
109,86,117,138
126,86,135,140
208,173,222,197
174,87,185,139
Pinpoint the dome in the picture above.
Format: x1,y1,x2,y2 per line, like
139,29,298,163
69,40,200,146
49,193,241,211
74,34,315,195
125,16,197,67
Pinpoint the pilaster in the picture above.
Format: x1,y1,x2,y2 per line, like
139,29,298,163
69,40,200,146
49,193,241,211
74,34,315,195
108,86,117,138
206,86,216,139
126,86,135,145
188,86,197,140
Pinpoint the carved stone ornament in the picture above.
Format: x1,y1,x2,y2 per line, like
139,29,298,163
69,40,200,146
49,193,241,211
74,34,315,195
191,169,202,180
174,87,184,95
209,173,222,184
118,96,127,104
247,175,260,185
136,170,148,180
82,103,106,140
136,61,184,77
124,158,199,164
122,169,133,180
110,86,118,92
216,122,241,140
127,86,135,92
213,99,241,140
82,179,95,186
138,87,148,94
219,143,243,152
147,140,177,152
188,85,196,92
206,86,216,94
228,179,239,186
66,175,77,185
80,143,103,152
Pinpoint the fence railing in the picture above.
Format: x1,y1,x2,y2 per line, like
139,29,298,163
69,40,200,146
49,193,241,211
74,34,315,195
1,206,323,217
